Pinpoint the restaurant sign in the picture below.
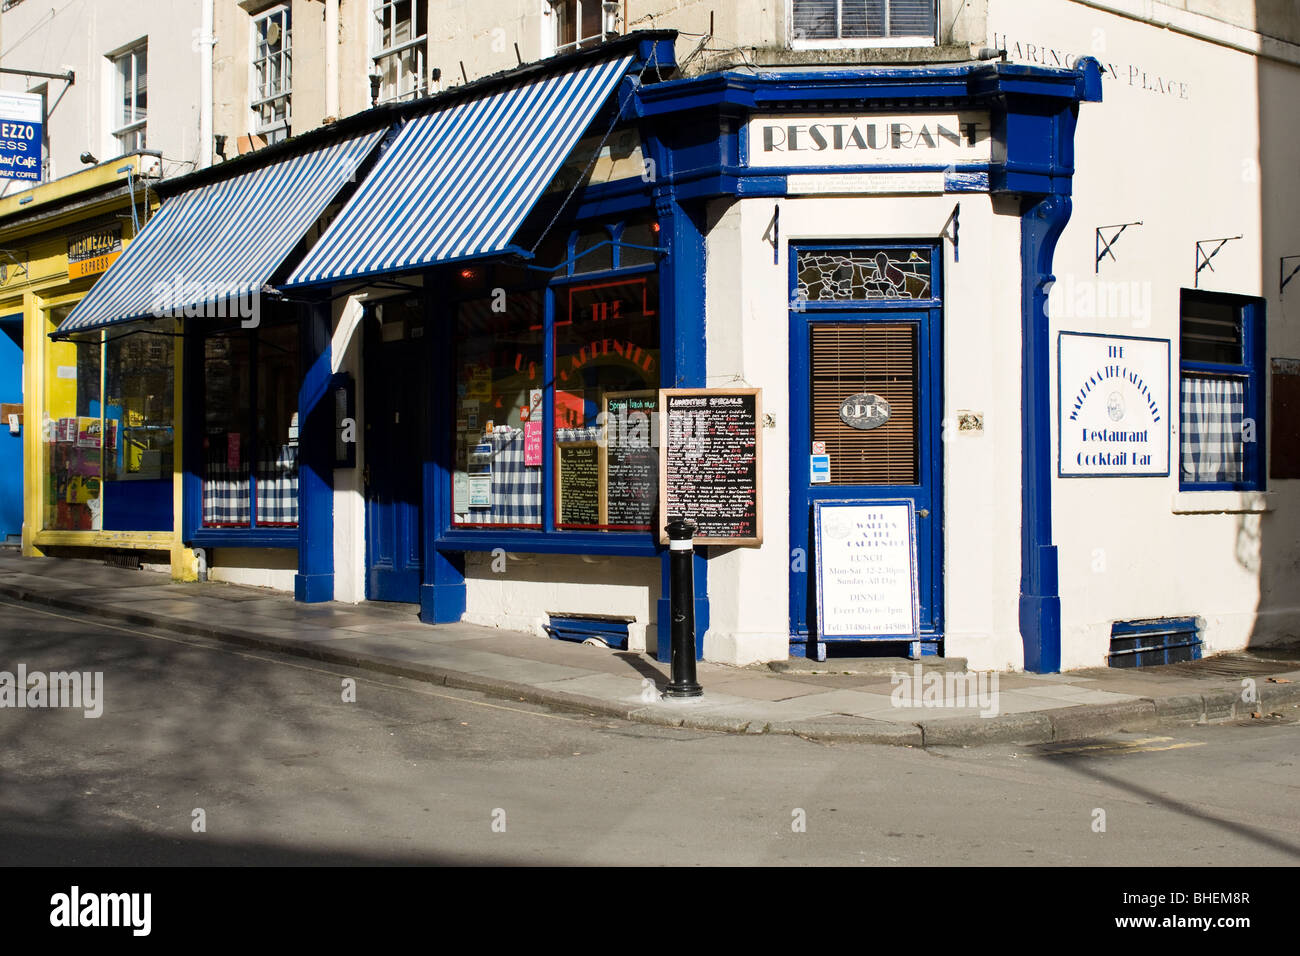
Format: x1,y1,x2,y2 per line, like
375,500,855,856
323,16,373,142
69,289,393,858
68,223,123,280
746,112,991,168
1058,332,1170,477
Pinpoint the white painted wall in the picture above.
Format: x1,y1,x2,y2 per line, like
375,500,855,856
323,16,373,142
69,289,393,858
703,192,1026,670
0,0,205,188
462,552,659,651
992,0,1300,666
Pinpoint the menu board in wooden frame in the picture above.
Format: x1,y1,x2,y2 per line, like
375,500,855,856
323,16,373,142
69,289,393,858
555,441,606,528
658,388,763,546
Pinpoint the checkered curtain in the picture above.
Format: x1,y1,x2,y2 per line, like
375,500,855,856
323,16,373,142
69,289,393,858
204,445,298,526
203,460,251,525
1180,375,1244,483
256,444,299,525
483,428,541,525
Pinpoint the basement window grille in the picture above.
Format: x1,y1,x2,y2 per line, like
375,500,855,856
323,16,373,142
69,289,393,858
1108,618,1202,668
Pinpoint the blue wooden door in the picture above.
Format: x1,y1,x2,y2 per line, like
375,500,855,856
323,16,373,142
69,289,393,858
0,318,22,543
364,304,426,602
787,246,944,657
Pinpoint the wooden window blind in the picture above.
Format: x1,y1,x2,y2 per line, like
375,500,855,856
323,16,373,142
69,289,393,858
810,323,918,484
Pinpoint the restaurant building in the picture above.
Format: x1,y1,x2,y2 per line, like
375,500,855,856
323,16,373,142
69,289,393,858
52,3,1300,673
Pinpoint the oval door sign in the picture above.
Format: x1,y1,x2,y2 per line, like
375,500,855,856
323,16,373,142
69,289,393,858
839,393,891,430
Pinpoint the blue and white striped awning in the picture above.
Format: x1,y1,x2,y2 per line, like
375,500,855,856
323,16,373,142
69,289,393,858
285,54,635,288
56,129,387,335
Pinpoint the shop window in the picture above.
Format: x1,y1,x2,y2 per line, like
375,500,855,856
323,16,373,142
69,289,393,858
452,287,545,528
809,323,917,484
201,320,300,527
44,314,174,532
1179,290,1264,490
795,247,932,302
251,5,292,144
791,0,937,47
371,0,426,103
112,41,147,154
447,221,661,535
554,273,659,529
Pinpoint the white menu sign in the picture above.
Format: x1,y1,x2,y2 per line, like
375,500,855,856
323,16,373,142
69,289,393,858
815,500,919,639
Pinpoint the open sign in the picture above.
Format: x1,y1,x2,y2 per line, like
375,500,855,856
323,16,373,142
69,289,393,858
838,392,891,430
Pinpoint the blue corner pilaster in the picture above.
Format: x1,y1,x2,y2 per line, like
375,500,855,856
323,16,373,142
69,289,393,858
648,178,709,661
296,302,335,603
421,277,466,624
1019,195,1071,672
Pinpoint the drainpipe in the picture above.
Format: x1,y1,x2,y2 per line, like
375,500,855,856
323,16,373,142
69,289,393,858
325,0,339,122
200,0,214,168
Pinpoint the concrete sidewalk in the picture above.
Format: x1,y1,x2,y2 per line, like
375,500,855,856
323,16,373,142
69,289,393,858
2,552,1298,747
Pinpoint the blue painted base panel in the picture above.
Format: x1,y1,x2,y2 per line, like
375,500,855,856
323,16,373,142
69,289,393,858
420,582,467,624
294,572,334,604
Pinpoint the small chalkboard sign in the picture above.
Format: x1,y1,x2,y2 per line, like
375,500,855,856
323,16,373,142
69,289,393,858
603,390,658,531
813,498,919,644
658,388,763,546
556,441,604,527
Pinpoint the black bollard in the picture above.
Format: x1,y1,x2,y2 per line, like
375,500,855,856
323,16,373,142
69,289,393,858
663,518,703,698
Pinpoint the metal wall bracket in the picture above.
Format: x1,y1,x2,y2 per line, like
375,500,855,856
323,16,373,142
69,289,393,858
943,202,960,262
1281,255,1300,295
1095,221,1141,273
1195,235,1242,288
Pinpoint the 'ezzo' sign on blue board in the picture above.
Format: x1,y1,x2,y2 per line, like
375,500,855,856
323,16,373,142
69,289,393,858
0,91,43,182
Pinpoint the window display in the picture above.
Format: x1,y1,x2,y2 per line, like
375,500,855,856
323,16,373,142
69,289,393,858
446,216,661,536
553,273,659,530
201,320,299,528
43,311,176,532
451,288,545,528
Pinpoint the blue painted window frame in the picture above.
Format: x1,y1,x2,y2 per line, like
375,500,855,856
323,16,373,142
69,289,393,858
433,214,666,557
1178,289,1265,492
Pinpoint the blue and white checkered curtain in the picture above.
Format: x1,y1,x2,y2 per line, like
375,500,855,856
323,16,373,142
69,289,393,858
203,461,250,526
204,445,298,526
257,444,299,525
482,429,541,525
1180,376,1244,483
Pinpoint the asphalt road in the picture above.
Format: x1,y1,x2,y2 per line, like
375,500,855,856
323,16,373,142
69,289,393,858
1,598,1297,866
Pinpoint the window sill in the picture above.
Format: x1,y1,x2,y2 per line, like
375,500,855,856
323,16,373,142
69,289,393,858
437,528,661,557
1171,490,1272,514
190,528,298,549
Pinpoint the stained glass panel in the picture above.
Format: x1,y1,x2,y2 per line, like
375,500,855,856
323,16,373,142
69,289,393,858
796,248,932,302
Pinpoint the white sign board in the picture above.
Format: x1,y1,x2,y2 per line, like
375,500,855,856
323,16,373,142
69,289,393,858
814,499,919,640
746,112,991,168
1059,332,1171,477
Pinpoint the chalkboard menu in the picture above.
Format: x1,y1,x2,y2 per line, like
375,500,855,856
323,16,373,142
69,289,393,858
603,390,659,530
556,441,603,527
658,388,763,546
